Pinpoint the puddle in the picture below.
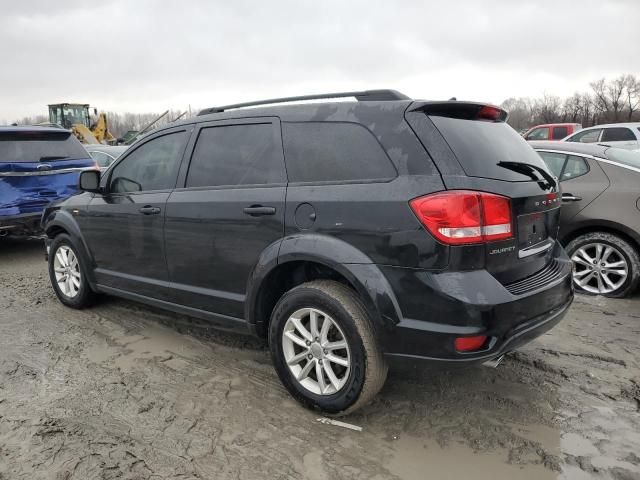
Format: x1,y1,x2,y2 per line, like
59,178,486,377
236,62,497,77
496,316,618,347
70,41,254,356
386,435,557,480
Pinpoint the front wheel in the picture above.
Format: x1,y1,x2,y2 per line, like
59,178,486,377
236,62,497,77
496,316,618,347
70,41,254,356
48,234,96,308
566,232,640,298
269,280,387,415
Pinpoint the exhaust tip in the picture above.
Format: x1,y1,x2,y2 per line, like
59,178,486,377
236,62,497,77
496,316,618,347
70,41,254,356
482,355,504,368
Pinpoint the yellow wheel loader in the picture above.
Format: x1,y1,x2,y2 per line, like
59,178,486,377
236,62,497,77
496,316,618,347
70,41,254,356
48,103,116,145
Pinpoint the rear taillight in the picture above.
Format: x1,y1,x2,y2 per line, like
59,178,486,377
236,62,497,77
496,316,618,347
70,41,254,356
409,190,513,245
455,335,488,352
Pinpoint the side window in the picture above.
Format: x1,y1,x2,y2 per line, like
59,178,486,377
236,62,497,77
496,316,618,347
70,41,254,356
537,151,566,177
601,127,636,142
282,122,397,183
109,131,187,193
186,123,285,188
561,155,589,181
525,127,549,140
551,126,568,140
567,129,601,143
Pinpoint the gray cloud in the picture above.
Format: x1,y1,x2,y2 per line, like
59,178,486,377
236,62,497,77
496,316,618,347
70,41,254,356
1,0,638,120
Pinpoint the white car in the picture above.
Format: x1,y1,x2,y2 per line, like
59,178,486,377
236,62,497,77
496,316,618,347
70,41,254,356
563,122,640,150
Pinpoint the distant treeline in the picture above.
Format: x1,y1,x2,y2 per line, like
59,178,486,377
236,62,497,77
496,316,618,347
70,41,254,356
11,109,193,139
502,74,640,131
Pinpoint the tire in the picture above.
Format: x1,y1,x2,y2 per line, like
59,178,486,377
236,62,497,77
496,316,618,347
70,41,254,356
48,234,96,308
269,280,387,415
566,231,640,298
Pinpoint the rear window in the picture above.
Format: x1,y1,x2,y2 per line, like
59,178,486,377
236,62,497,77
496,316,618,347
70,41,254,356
282,122,397,183
552,126,568,139
429,116,550,182
0,131,88,163
605,148,640,169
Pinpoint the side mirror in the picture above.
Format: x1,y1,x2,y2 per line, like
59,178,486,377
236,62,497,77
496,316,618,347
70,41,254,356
79,170,101,192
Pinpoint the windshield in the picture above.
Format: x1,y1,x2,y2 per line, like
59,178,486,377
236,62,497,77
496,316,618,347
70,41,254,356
429,115,551,182
0,131,89,163
605,148,640,169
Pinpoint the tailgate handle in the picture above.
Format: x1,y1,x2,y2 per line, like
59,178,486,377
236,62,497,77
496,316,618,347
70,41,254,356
562,193,582,202
139,205,161,215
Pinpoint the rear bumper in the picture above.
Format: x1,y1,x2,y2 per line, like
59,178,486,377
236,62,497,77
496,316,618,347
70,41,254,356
380,241,574,365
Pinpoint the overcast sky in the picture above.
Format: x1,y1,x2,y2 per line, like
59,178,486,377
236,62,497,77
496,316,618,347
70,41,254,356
1,0,638,121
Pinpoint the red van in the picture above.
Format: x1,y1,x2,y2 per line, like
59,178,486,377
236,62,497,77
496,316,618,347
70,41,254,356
523,123,582,141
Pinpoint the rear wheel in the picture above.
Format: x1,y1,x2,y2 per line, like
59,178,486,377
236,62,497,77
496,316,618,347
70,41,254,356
48,234,96,308
269,280,387,415
566,232,640,298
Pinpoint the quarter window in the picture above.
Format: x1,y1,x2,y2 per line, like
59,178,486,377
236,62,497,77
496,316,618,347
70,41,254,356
601,127,636,142
186,123,285,188
109,131,187,193
282,122,396,183
89,151,114,168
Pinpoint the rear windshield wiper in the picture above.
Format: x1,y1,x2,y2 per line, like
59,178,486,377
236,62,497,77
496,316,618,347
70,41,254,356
497,161,557,189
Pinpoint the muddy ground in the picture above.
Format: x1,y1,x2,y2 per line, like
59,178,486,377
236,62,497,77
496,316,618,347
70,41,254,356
0,238,638,480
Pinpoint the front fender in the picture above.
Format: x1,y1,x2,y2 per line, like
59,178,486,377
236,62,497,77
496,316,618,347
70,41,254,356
43,208,97,288
246,233,403,335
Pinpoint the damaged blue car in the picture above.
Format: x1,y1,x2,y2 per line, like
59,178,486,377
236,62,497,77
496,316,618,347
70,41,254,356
0,126,97,236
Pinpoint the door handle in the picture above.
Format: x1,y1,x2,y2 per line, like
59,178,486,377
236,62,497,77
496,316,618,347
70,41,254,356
562,193,582,202
243,205,276,216
139,205,161,215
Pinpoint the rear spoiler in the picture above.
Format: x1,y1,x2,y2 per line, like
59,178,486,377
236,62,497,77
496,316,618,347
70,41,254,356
409,101,508,123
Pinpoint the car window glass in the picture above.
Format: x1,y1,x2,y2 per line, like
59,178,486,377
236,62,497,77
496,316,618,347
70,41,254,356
109,131,187,193
186,123,285,188
526,127,549,140
551,126,568,140
561,155,589,181
537,151,566,177
0,131,88,163
282,122,396,183
601,127,636,142
90,151,112,167
568,129,601,143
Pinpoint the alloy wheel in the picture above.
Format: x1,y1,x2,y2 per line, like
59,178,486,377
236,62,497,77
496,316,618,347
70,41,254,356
571,242,628,294
53,245,82,298
281,307,351,395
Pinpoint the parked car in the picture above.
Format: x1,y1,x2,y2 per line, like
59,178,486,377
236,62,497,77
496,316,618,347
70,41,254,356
0,126,97,236
84,145,128,171
42,90,573,414
531,140,640,297
562,122,640,150
523,123,582,141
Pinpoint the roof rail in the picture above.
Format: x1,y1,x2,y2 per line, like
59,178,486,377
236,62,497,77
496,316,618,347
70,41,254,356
197,89,410,115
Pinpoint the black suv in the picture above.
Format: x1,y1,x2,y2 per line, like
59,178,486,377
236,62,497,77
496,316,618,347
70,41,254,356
43,90,573,414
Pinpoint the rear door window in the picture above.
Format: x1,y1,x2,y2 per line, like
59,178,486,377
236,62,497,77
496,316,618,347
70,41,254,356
601,127,636,142
551,126,569,140
282,122,397,183
525,127,549,140
186,123,285,188
428,116,550,182
567,129,601,143
537,151,567,177
0,130,88,163
561,155,589,181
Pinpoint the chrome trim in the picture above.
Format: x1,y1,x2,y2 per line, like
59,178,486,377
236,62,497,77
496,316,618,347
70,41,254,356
518,240,553,259
0,167,96,177
534,149,640,174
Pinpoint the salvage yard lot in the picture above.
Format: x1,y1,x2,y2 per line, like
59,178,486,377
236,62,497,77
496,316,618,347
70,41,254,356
0,238,639,480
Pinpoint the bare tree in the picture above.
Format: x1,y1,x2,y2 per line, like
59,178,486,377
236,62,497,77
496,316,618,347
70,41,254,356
622,74,640,121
